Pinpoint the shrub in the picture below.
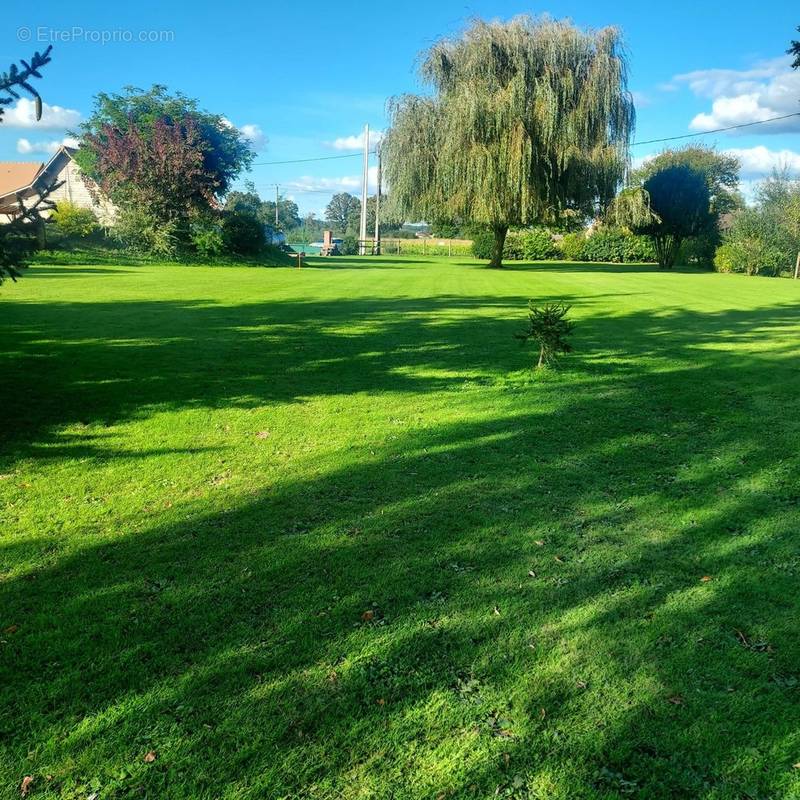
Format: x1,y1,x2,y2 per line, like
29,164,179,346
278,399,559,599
520,228,557,260
713,243,736,273
582,227,656,263
340,235,359,255
582,227,627,262
622,234,657,263
221,211,265,256
713,238,787,277
677,232,719,267
515,301,574,368
113,206,180,258
558,231,586,261
503,231,525,260
191,219,225,259
51,202,97,238
470,228,495,260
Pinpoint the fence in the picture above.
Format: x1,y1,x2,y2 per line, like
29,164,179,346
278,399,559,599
380,238,473,257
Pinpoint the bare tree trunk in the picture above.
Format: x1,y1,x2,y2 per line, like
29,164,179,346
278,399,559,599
654,235,681,269
538,345,545,368
489,223,508,268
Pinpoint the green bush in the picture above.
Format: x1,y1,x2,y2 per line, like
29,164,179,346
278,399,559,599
582,227,656,263
191,219,225,260
503,231,525,260
221,212,265,256
713,238,787,277
677,232,719,267
520,228,557,260
470,229,495,260
340,235,359,255
51,202,97,238
557,232,586,261
113,206,180,258
713,243,736,273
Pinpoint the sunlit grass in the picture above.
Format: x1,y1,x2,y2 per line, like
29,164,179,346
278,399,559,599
1,256,799,799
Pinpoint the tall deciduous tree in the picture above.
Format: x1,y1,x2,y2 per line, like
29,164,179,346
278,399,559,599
383,16,635,267
325,192,361,232
77,86,253,246
621,165,713,268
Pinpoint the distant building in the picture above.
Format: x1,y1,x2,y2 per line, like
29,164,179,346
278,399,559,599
0,146,116,225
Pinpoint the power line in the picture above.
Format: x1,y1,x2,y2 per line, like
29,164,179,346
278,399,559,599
251,152,368,166
631,111,800,146
252,113,800,166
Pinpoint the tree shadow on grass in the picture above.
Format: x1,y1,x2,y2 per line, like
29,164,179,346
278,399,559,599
1,296,800,797
0,292,797,463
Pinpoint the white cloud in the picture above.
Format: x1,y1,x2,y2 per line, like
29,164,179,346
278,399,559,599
3,98,81,130
16,136,79,155
287,166,380,195
239,123,267,151
631,91,651,108
723,145,800,178
326,129,384,151
221,118,268,151
670,56,800,134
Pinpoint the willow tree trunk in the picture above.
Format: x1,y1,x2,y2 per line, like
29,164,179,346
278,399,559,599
489,224,508,268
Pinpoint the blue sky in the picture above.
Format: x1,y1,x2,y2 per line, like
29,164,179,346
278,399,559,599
2,0,798,216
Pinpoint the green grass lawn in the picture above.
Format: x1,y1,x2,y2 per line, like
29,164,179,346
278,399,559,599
2,255,800,799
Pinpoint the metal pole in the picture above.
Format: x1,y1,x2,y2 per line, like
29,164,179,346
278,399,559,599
359,124,369,255
374,145,381,256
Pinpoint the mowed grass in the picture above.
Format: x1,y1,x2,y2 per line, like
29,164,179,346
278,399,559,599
1,255,799,799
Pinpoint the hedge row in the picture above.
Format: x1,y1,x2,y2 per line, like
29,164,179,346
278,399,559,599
471,227,657,263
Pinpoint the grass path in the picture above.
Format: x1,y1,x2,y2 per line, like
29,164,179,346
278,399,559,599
1,256,799,799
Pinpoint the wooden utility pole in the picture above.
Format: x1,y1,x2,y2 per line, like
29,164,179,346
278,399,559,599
275,185,279,227
794,251,800,280
374,144,382,256
358,124,369,255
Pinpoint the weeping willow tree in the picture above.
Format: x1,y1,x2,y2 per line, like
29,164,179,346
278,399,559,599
383,16,635,267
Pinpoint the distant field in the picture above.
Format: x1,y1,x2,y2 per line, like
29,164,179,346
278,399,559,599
1,255,799,799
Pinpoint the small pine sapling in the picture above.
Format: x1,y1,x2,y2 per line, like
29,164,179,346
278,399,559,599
515,301,574,368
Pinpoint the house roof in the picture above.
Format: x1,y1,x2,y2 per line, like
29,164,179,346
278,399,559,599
0,147,78,214
0,161,44,198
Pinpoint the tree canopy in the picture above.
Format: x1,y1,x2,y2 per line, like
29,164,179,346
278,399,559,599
632,146,741,218
623,165,713,268
76,86,254,249
383,16,635,267
325,192,361,232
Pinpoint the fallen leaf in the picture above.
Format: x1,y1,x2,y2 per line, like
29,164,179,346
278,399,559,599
539,708,546,719
143,750,157,763
493,606,501,615
20,776,33,797
4,625,18,634
361,610,374,622
576,680,588,689
794,762,800,770
527,570,536,578
700,575,712,582
534,540,545,546
88,793,98,800
554,556,564,563
256,431,270,439
376,698,385,706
